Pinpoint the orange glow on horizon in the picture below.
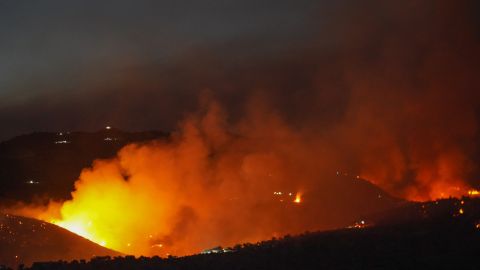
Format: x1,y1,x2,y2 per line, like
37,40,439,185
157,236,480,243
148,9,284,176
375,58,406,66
468,189,480,196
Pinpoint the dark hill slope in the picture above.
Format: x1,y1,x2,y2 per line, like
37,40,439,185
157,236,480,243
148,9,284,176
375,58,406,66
0,214,121,268
0,129,168,203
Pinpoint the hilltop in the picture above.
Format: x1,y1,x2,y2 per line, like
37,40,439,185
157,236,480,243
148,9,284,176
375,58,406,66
0,128,168,203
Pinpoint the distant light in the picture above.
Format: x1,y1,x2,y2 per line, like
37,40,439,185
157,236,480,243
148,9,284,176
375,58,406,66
26,180,40,184
347,220,371,229
106,126,111,130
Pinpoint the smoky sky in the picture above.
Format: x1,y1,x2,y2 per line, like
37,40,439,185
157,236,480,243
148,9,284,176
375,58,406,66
0,0,479,143
0,0,321,139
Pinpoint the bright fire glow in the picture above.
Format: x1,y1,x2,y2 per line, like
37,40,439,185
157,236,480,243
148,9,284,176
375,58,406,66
294,193,302,204
17,99,480,256
52,219,93,241
468,189,480,196
31,102,322,256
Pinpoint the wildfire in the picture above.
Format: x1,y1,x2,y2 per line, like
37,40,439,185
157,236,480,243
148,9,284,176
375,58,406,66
273,191,303,204
30,101,321,257
52,219,95,243
347,220,370,229
406,186,480,202
51,218,110,248
468,189,480,196
16,99,480,257
293,193,302,204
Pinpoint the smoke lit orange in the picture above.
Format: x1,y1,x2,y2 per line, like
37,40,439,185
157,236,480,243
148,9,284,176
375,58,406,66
17,96,480,255
30,101,319,256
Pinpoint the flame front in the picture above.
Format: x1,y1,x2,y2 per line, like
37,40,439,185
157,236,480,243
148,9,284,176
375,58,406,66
294,193,302,204
468,189,480,196
48,164,173,254
52,219,96,244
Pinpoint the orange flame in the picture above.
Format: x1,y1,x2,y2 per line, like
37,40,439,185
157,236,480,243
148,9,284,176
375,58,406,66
293,193,302,204
468,189,480,196
30,101,323,256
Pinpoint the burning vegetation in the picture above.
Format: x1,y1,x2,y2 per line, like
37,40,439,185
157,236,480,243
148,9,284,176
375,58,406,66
17,97,478,257
23,101,331,256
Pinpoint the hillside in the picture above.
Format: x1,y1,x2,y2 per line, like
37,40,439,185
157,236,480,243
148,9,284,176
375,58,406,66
0,128,168,203
0,214,121,268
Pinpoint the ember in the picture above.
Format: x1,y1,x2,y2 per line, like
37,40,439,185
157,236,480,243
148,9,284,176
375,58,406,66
293,193,302,204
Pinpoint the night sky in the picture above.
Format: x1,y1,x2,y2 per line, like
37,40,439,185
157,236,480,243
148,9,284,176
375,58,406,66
0,0,321,139
0,0,479,141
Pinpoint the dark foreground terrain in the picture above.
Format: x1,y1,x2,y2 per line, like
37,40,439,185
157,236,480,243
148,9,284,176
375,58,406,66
2,197,479,270
0,214,120,268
